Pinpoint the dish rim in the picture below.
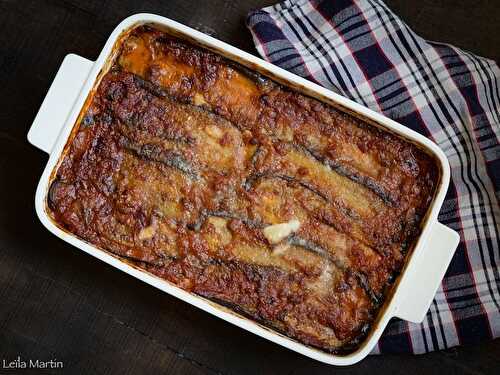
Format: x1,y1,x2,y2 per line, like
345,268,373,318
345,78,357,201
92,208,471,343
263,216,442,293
31,13,455,365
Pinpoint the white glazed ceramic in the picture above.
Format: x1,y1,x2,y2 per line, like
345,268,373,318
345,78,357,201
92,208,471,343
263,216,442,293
27,14,460,366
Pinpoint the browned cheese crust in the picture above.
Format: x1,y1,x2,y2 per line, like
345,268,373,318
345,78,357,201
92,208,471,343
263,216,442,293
48,25,439,353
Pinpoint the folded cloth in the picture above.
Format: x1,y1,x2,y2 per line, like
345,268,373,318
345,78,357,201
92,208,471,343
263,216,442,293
247,0,500,354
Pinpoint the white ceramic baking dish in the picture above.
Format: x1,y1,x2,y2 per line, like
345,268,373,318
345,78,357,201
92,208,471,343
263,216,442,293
27,13,460,365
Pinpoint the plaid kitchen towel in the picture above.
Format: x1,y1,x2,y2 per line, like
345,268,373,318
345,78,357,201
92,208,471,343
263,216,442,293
247,0,500,354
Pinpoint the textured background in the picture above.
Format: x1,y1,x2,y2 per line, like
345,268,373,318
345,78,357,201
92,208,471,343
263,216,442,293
0,0,498,374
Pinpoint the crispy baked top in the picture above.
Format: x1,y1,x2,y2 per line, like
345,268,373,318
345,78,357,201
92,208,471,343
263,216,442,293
49,25,438,353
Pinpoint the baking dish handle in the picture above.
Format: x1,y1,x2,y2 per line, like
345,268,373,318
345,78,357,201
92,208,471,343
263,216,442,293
394,222,460,323
28,54,93,153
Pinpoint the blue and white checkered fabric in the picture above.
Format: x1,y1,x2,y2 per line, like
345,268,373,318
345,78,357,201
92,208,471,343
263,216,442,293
247,0,500,354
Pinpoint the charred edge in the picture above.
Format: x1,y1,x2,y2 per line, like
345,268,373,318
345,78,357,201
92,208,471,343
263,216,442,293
116,251,177,267
186,215,205,232
355,273,382,306
300,145,398,207
195,292,328,353
192,259,352,353
243,146,264,190
335,322,372,355
225,60,271,87
132,73,199,109
148,29,268,89
133,72,214,111
133,73,190,105
288,235,381,305
276,174,332,203
198,292,365,355
197,294,262,323
187,210,263,233
132,72,253,135
243,171,263,191
207,210,263,229
80,113,95,128
47,178,61,211
120,137,200,180
314,211,389,259
249,144,262,166
132,75,171,100
117,116,194,146
398,222,420,256
288,235,344,269
244,172,330,202
245,172,360,222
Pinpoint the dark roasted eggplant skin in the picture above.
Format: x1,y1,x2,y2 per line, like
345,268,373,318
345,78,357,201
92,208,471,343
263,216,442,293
48,25,439,354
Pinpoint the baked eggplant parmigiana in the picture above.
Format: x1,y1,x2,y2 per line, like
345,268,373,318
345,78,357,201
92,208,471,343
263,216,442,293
48,25,439,353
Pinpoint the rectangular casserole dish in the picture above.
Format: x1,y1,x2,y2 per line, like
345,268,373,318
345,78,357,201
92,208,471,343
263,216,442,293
27,14,460,365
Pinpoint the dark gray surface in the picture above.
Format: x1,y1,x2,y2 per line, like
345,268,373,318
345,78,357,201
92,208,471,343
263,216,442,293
0,0,499,374
385,0,499,64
